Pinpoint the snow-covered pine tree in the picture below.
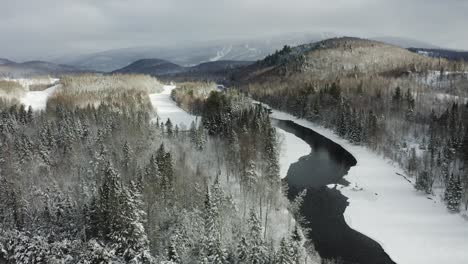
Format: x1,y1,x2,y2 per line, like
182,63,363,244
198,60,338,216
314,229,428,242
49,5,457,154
196,122,206,151
145,153,161,184
415,170,432,194
462,125,468,163
96,161,122,240
275,238,294,264
203,188,227,264
120,181,153,263
156,144,167,174
122,140,132,173
167,233,181,263
245,159,258,191
162,151,174,193
407,148,418,175
237,236,249,263
190,120,197,145
445,174,463,211
405,88,415,109
26,105,33,124
337,104,348,138
247,209,268,264
349,109,362,144
290,225,304,263
263,125,280,192
393,86,402,102
166,118,173,136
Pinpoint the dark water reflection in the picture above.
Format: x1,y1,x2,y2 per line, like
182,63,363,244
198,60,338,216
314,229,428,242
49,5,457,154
273,119,395,264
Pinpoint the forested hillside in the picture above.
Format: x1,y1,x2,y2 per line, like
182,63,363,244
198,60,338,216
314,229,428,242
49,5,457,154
237,37,468,213
0,75,318,263
232,37,466,84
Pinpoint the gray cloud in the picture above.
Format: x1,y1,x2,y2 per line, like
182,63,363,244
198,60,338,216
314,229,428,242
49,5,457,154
1,0,467,60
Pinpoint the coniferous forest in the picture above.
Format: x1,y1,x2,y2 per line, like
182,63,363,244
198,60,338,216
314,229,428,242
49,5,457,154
0,76,318,263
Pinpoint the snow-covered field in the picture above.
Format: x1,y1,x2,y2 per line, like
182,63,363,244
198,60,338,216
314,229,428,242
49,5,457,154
0,77,59,111
149,85,199,130
269,109,468,264
19,85,57,111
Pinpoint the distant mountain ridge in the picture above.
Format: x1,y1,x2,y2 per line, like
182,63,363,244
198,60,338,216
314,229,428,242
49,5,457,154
112,58,253,78
371,36,440,49
53,32,337,72
0,58,14,65
113,59,184,75
0,59,85,78
53,34,445,73
408,48,468,61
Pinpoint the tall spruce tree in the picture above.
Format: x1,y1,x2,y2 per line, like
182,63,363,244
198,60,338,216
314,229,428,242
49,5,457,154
445,175,463,211
275,238,293,264
247,210,268,264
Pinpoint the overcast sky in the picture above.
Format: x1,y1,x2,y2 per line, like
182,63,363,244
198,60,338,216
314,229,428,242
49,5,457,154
1,0,467,60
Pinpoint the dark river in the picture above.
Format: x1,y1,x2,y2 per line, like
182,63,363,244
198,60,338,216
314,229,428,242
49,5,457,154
273,119,395,264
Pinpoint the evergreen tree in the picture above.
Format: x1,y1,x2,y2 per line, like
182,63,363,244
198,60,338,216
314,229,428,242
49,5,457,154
119,181,152,263
337,104,348,138
405,88,415,109
245,160,258,191
275,238,293,264
145,154,161,183
415,170,432,194
263,126,280,192
167,234,181,263
349,109,362,144
162,152,174,193
122,141,132,173
462,125,468,163
96,161,122,240
329,82,341,100
203,188,226,264
237,236,249,263
27,106,33,123
196,122,206,150
190,121,197,145
445,175,463,211
247,210,268,264
166,118,173,136
393,86,402,102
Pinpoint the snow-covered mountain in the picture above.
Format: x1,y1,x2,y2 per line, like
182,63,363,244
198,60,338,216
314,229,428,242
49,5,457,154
0,58,14,65
112,58,252,80
371,36,440,49
0,59,85,78
408,47,468,61
54,32,337,72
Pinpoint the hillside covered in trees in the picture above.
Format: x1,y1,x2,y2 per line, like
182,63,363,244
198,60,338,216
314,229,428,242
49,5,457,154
0,75,320,263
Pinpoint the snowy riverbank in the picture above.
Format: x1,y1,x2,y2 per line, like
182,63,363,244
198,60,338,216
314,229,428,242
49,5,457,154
269,109,468,264
276,128,311,179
